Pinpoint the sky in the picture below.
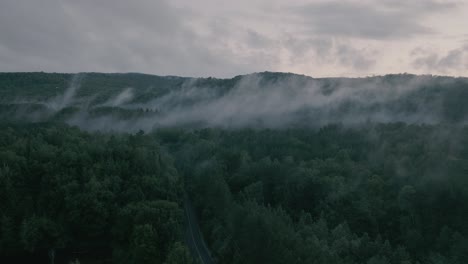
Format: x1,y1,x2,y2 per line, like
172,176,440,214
0,0,467,78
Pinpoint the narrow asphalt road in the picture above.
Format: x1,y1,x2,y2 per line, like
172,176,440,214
184,196,215,264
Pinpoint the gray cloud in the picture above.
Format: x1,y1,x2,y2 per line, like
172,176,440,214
335,44,377,70
292,0,457,39
0,0,254,77
411,45,468,73
244,30,269,48
282,36,377,71
0,0,466,77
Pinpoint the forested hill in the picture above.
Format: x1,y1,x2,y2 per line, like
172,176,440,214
1,72,468,264
1,72,468,130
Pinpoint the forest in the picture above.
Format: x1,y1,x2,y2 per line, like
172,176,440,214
0,124,192,263
1,72,468,263
164,124,468,264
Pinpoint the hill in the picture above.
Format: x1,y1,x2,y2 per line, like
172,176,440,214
1,72,468,131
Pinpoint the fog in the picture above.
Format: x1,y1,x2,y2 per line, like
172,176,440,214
2,72,467,132
101,88,134,107
48,73,85,110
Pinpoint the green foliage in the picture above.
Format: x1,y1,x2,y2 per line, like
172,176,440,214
0,124,189,263
165,242,195,264
157,124,468,264
1,73,468,263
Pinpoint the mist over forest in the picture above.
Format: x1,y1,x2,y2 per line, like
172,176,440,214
1,72,468,264
2,0,468,262
2,72,468,131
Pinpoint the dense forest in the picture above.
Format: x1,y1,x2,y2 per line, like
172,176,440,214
160,125,468,264
1,72,468,263
0,124,193,263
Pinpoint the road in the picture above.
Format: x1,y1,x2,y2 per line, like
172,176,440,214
184,196,215,264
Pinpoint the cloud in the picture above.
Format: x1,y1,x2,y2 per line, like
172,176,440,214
334,43,377,70
281,36,377,72
291,0,457,40
0,0,466,77
411,45,468,73
0,0,253,77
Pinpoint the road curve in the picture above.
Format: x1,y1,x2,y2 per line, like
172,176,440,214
184,196,215,264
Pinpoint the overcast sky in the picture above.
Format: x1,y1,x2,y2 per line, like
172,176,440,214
0,0,467,78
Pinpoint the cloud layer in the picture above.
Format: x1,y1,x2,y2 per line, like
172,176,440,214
0,0,466,77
